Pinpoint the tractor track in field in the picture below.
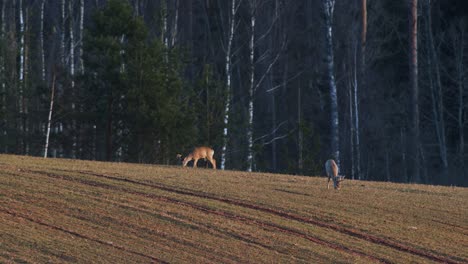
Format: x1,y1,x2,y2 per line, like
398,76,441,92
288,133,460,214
15,168,390,263
66,169,463,264
8,166,465,264
0,208,168,264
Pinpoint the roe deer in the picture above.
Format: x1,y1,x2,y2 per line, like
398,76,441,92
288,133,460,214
325,159,345,190
180,146,216,169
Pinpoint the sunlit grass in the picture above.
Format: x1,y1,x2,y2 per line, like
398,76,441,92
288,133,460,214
1,154,466,263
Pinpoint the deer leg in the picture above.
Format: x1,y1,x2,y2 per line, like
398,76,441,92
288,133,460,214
327,176,331,189
193,159,199,168
209,158,216,169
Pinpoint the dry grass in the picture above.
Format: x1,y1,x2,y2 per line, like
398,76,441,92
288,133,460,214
0,154,466,263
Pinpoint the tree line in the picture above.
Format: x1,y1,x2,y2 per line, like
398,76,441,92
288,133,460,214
0,0,466,185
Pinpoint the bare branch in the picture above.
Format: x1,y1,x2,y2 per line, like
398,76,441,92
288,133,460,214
266,71,303,93
253,121,287,143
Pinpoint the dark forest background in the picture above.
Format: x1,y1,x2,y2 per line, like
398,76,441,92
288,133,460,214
0,0,467,186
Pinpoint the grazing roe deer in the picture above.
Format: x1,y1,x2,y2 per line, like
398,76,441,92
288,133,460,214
180,146,216,169
325,159,345,190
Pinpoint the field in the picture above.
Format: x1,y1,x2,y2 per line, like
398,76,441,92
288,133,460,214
0,154,467,263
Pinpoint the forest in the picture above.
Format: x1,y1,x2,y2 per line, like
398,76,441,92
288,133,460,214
0,0,466,186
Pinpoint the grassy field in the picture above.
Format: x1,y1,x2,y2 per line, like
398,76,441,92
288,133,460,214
0,154,466,263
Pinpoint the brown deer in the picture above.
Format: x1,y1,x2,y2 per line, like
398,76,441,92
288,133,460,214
325,159,345,190
179,146,216,169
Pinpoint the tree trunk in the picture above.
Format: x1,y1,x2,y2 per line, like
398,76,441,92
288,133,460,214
409,0,420,182
1,0,6,152
247,0,256,172
349,73,355,180
79,0,84,74
44,73,56,158
271,75,277,171
162,0,168,49
171,0,179,47
18,0,25,154
61,0,66,65
298,82,304,174
221,0,237,170
425,0,448,169
386,149,391,181
40,0,45,81
24,6,29,155
106,95,113,161
69,0,77,158
323,0,340,168
357,0,365,181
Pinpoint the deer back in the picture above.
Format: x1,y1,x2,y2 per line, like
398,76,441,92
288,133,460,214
325,159,338,178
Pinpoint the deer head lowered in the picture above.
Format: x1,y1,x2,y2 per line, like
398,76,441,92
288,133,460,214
178,146,216,169
325,159,345,190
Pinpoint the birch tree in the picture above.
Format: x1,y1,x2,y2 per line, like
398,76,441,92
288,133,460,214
40,0,45,81
246,0,283,172
323,0,340,168
44,73,56,158
247,0,256,172
220,0,239,170
409,0,420,182
61,0,66,65
170,0,179,47
24,4,30,155
69,0,77,158
162,0,168,49
79,0,84,74
18,0,25,152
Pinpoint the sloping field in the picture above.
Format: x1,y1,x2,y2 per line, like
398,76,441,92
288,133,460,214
0,154,466,263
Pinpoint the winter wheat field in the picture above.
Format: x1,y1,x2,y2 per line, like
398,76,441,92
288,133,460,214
0,155,466,263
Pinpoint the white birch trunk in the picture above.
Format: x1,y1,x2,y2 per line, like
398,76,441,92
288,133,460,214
70,0,77,158
116,35,126,160
221,0,237,170
120,34,125,73
171,0,179,47
353,41,361,180
69,0,75,87
61,0,66,65
19,0,24,115
163,1,168,49
247,0,256,172
44,74,56,158
79,0,84,73
24,6,29,155
40,0,45,81
323,0,340,168
358,0,366,181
